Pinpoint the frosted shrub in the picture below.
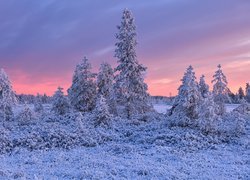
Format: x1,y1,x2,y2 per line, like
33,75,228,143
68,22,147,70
94,95,112,127
198,93,219,134
18,104,34,126
52,87,70,115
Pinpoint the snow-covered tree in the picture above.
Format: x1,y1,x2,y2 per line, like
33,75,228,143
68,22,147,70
199,75,209,98
52,87,70,115
0,69,17,121
18,104,34,126
238,87,244,100
68,57,97,112
94,95,111,126
198,93,218,134
246,83,250,103
97,62,117,115
114,9,151,118
170,66,202,125
212,64,230,115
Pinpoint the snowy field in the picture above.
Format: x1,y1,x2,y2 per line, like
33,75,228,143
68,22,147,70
0,103,249,179
153,103,240,114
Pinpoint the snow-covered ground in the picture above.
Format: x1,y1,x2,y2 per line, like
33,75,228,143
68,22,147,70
0,103,249,179
154,103,240,114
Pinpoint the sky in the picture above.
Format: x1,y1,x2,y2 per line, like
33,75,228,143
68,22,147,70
0,0,250,96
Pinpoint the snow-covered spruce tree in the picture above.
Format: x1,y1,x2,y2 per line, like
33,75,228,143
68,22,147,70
68,57,97,112
18,104,34,126
212,64,230,115
0,68,17,122
198,92,218,134
114,9,151,118
97,62,117,115
238,87,244,100
170,66,202,126
246,83,250,103
199,75,209,98
52,87,70,115
94,95,111,127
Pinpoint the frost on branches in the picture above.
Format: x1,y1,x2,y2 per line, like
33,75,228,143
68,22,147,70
94,95,112,127
246,83,250,103
18,104,34,126
198,92,218,134
170,66,202,126
34,94,44,113
0,69,17,121
212,64,230,115
97,62,117,115
68,57,97,112
114,9,151,118
199,75,209,98
52,87,70,115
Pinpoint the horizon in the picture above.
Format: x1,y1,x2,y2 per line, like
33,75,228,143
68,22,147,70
0,0,250,96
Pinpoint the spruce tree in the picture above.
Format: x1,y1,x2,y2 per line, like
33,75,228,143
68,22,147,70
114,9,151,118
245,83,250,103
52,87,70,115
212,64,230,115
94,95,111,126
97,62,117,115
170,66,202,122
238,87,244,100
199,75,209,98
0,69,17,121
68,57,97,112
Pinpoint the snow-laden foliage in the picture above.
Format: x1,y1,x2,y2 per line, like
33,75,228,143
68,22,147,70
198,93,219,134
199,75,209,98
94,95,112,127
246,83,250,103
18,104,34,126
97,62,117,115
114,9,151,118
212,64,230,115
68,57,97,112
34,94,44,113
0,69,16,121
52,87,70,115
170,66,202,126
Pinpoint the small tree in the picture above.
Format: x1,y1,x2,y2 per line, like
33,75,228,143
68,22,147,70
0,69,17,122
52,87,70,115
97,62,117,115
114,9,151,118
212,64,230,115
238,87,244,100
199,93,218,134
18,104,33,126
68,57,97,112
199,75,209,98
246,83,250,103
170,66,202,125
94,95,111,126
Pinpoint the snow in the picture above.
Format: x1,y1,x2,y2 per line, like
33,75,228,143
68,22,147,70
154,103,240,114
0,104,249,179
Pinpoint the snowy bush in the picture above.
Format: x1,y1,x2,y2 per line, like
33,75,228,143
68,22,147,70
94,95,112,127
198,93,219,134
51,87,70,115
18,105,34,126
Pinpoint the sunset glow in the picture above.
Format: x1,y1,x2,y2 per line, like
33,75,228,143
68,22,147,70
0,0,249,96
